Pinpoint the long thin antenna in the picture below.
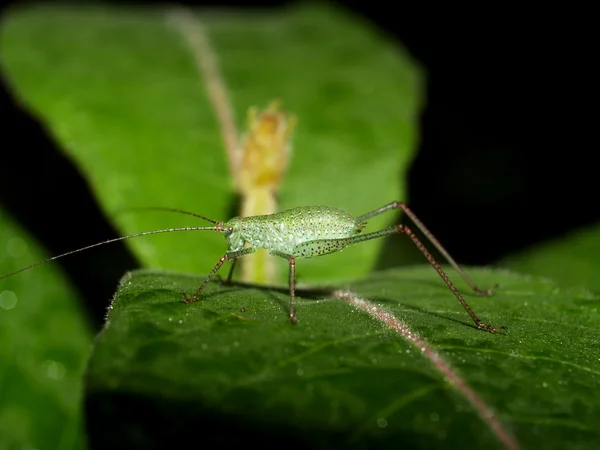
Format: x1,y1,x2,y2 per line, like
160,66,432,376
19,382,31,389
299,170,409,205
0,226,221,281
117,206,220,224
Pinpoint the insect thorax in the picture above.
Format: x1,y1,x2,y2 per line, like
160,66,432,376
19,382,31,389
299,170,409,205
238,206,362,255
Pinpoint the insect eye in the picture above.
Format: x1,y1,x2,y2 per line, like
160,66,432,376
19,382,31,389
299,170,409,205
225,227,234,235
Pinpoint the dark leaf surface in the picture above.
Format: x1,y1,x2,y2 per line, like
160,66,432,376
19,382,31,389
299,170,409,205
86,267,600,449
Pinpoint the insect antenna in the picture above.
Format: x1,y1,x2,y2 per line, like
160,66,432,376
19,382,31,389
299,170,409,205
0,225,223,281
116,206,219,224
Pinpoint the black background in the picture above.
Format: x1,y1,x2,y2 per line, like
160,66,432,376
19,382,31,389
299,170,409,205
0,0,595,324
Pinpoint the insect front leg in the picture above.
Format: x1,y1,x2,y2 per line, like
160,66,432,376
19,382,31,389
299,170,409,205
356,201,495,296
222,258,238,286
270,250,298,324
182,247,256,303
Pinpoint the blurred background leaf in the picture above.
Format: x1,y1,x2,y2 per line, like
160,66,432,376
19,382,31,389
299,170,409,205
0,207,91,450
86,267,600,449
500,223,600,294
0,3,422,285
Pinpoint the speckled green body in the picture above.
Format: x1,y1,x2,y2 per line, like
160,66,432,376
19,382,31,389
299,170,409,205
224,206,365,258
0,200,502,330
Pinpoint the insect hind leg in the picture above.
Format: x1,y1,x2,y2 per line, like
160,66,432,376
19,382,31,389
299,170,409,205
357,201,495,296
302,224,505,333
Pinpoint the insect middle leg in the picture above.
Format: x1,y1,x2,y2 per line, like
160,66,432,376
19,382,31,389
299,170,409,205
181,247,256,303
357,201,495,296
270,250,298,324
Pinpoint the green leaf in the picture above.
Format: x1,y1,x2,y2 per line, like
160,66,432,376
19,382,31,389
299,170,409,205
0,208,92,449
0,3,423,283
86,267,600,449
500,223,600,293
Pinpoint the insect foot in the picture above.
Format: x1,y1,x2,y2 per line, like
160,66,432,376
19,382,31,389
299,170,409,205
474,283,499,296
477,322,508,334
180,292,198,304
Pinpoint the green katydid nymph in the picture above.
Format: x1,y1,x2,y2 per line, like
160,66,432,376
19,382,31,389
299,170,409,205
1,201,506,333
